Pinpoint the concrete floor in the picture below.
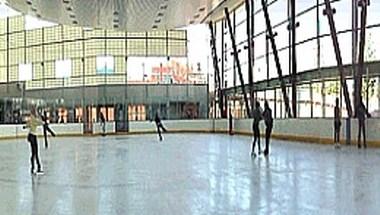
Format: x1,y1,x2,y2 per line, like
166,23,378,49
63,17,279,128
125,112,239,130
0,133,380,215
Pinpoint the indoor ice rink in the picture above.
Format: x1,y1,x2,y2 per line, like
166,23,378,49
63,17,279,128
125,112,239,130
0,0,380,214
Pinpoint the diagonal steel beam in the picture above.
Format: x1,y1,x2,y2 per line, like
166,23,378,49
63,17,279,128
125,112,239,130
356,0,369,110
261,0,292,117
290,0,298,118
323,0,353,117
245,0,254,113
224,8,251,118
250,0,255,108
209,21,224,118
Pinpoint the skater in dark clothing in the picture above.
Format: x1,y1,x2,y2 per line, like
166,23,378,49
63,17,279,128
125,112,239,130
154,112,167,141
41,110,56,148
333,98,341,148
24,107,44,174
262,101,273,156
357,101,371,148
251,101,263,157
229,109,233,135
100,112,106,136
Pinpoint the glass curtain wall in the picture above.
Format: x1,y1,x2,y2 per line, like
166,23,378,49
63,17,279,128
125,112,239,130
214,0,380,119
0,15,210,124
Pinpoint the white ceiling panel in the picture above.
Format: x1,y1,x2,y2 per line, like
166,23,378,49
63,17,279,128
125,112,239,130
4,0,226,31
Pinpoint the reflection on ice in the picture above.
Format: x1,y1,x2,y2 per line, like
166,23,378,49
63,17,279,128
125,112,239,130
0,134,380,214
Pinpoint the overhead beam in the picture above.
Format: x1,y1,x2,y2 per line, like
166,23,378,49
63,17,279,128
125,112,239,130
290,0,298,118
245,0,254,114
261,0,292,117
355,0,369,111
323,0,353,117
208,21,224,118
224,8,251,118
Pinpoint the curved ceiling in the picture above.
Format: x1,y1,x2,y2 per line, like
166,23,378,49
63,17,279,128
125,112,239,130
4,0,219,31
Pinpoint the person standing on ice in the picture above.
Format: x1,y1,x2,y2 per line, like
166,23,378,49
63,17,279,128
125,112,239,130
154,112,167,141
333,98,341,148
251,101,263,157
99,112,106,136
41,110,56,148
24,107,44,174
262,100,273,156
356,101,371,148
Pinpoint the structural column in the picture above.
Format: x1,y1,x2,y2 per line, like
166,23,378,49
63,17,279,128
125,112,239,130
245,0,254,114
209,21,224,118
224,8,251,117
355,0,369,111
323,0,353,117
261,0,292,117
290,0,298,118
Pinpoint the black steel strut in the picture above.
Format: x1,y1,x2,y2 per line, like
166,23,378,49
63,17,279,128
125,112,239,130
261,0,292,117
224,8,251,117
209,22,224,118
323,0,353,117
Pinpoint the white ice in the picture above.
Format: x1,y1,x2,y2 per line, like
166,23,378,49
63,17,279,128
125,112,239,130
0,133,380,215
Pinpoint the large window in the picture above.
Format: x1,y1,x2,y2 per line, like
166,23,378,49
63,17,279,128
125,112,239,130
0,15,187,89
55,59,72,78
128,105,146,121
18,63,32,81
96,56,114,74
127,57,191,84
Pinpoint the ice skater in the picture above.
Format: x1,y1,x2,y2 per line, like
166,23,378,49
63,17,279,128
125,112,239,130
100,112,106,136
24,107,44,174
154,112,167,141
333,98,341,148
41,110,56,148
229,109,234,135
262,100,273,156
357,101,371,148
251,101,263,157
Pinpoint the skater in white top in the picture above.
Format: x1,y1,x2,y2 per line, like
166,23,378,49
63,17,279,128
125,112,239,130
24,107,44,174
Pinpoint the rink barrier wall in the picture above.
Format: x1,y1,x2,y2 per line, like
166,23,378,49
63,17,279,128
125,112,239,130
92,122,116,135
0,124,85,140
0,119,379,146
128,120,219,133
232,118,380,147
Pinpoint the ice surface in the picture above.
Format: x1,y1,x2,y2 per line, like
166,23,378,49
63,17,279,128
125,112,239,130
0,133,379,215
